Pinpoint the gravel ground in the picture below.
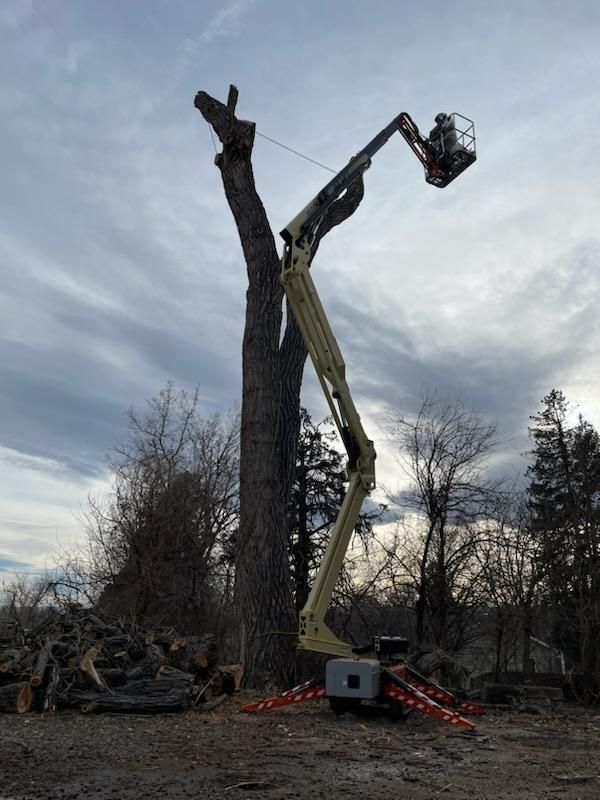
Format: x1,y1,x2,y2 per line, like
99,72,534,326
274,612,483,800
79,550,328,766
1,696,599,800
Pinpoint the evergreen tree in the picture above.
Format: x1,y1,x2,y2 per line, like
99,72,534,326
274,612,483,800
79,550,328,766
527,390,600,700
527,390,574,627
287,408,381,613
527,389,578,525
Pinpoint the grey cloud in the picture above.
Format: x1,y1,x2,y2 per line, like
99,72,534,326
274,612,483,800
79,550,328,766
54,303,241,404
512,240,600,337
0,535,59,557
0,1,33,31
0,556,34,572
0,69,245,478
0,301,240,476
0,358,126,476
2,0,600,565
324,289,582,446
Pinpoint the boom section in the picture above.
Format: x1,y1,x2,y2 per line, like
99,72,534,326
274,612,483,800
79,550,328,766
281,113,438,251
279,111,475,658
280,111,459,658
281,231,375,657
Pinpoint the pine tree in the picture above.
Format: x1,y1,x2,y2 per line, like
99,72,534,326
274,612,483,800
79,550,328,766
527,389,574,530
527,389,575,637
287,409,380,613
527,390,600,700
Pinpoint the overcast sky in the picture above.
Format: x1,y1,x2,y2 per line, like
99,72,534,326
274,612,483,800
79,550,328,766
1,0,600,576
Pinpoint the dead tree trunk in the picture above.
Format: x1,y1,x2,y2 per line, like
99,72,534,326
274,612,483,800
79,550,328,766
194,85,364,687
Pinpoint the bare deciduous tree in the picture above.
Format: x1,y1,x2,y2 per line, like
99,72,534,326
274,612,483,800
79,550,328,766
0,575,55,633
388,393,501,651
80,384,239,633
477,492,545,678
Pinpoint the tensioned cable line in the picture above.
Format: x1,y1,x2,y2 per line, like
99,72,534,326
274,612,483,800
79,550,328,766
255,131,337,174
205,123,337,173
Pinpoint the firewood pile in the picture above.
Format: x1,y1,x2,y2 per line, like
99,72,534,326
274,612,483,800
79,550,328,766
0,608,239,714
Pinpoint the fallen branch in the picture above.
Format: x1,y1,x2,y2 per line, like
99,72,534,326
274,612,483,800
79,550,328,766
551,773,596,784
31,641,52,687
80,688,189,714
224,781,275,792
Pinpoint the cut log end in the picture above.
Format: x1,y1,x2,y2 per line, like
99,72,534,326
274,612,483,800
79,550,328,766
17,683,34,714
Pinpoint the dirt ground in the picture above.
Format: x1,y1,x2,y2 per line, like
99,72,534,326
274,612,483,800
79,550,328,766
1,695,599,800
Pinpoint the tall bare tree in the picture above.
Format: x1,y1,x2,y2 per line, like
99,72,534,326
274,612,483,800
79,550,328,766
388,393,500,651
194,85,364,686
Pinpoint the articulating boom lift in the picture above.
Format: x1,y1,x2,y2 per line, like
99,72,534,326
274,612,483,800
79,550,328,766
243,113,480,728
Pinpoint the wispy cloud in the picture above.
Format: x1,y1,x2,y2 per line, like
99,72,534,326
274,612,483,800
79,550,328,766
200,0,255,43
173,0,256,83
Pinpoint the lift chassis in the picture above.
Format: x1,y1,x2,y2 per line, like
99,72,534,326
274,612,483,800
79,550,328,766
244,112,479,728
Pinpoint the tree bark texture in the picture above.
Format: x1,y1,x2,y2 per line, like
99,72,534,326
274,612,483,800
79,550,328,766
195,88,295,686
194,86,364,687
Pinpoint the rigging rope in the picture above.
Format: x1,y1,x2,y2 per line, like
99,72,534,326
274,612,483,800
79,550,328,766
205,123,336,173
255,131,337,174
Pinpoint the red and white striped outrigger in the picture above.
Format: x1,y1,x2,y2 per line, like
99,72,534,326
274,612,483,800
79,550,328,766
241,666,483,729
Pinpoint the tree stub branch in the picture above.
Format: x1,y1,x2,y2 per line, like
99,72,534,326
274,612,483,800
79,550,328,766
227,84,239,114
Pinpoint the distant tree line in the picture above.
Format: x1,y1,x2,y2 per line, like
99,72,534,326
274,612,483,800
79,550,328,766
2,384,600,703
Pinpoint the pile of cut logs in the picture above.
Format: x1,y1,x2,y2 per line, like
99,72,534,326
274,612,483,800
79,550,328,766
0,608,239,714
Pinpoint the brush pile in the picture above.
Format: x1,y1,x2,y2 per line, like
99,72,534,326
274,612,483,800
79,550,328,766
0,608,238,714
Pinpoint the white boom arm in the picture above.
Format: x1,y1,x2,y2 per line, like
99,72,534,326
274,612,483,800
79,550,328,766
281,112,475,657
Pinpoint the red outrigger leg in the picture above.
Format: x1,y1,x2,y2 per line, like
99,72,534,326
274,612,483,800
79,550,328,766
241,677,325,712
382,668,476,730
388,664,484,716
